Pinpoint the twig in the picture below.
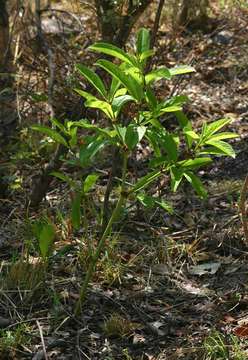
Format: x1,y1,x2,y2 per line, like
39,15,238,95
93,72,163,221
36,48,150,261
239,175,248,245
36,320,48,360
151,0,165,50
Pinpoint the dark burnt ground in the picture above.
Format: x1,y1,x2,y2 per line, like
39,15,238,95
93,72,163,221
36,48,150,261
0,6,248,360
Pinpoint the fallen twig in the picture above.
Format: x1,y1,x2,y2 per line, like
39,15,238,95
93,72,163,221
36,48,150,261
239,175,248,245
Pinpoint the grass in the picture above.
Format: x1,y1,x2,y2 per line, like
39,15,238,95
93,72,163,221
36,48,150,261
103,313,139,339
203,330,247,360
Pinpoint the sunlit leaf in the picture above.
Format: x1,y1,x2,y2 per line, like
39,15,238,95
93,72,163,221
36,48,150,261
39,223,55,259
31,125,68,147
83,174,99,193
169,65,196,76
89,42,138,67
136,28,151,55
131,170,161,193
205,140,236,158
76,64,107,99
180,157,212,169
96,59,143,101
145,67,171,84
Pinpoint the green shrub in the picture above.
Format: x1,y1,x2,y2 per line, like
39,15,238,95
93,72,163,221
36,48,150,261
33,28,237,314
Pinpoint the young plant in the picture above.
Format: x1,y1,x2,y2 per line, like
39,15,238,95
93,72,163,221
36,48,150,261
32,28,237,315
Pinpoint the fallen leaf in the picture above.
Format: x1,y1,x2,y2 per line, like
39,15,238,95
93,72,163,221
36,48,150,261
188,262,221,276
233,325,248,338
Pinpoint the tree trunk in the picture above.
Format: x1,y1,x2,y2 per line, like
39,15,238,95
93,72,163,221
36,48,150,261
0,0,17,141
95,0,153,46
178,0,210,30
0,0,9,69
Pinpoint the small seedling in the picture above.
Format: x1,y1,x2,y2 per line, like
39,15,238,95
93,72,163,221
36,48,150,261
32,28,237,314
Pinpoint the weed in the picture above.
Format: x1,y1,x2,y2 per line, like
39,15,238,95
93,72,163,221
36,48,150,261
0,324,29,359
203,330,247,360
4,259,47,303
103,313,138,338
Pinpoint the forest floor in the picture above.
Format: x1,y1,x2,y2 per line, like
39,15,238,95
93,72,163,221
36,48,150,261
0,4,248,360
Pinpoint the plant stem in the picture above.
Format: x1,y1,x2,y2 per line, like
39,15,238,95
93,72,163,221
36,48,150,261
75,151,128,316
240,174,248,246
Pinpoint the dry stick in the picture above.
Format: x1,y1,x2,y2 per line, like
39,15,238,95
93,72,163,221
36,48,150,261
239,175,248,245
36,320,48,360
151,0,165,50
145,0,165,73
29,0,59,207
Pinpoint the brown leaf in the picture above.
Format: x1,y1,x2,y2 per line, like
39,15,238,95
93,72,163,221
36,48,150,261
233,325,248,338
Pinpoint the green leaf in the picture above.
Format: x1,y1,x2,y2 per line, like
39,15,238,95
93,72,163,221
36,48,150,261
109,76,122,100
146,130,161,157
50,118,67,134
205,140,236,158
198,147,233,156
76,88,114,119
207,132,238,141
170,166,183,192
180,157,212,169
115,125,126,144
184,130,199,140
74,88,96,101
163,95,189,107
72,120,114,139
137,193,155,208
145,86,157,110
161,133,178,161
169,65,196,76
131,170,161,193
71,192,81,230
136,28,151,55
83,173,99,193
184,172,207,199
31,125,68,147
85,98,114,119
202,118,231,139
96,59,143,101
125,125,146,150
140,49,154,62
145,67,171,84
114,87,127,97
89,42,138,67
50,171,75,187
76,64,107,99
39,223,55,259
155,199,174,214
137,193,173,214
79,138,107,166
31,92,48,102
69,126,78,148
175,111,193,148
123,65,143,85
158,105,182,114
112,95,135,117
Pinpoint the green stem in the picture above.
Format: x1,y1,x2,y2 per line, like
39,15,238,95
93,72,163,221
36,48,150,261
75,151,128,316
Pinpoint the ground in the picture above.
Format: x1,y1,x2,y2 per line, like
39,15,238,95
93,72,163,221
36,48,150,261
0,4,248,360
